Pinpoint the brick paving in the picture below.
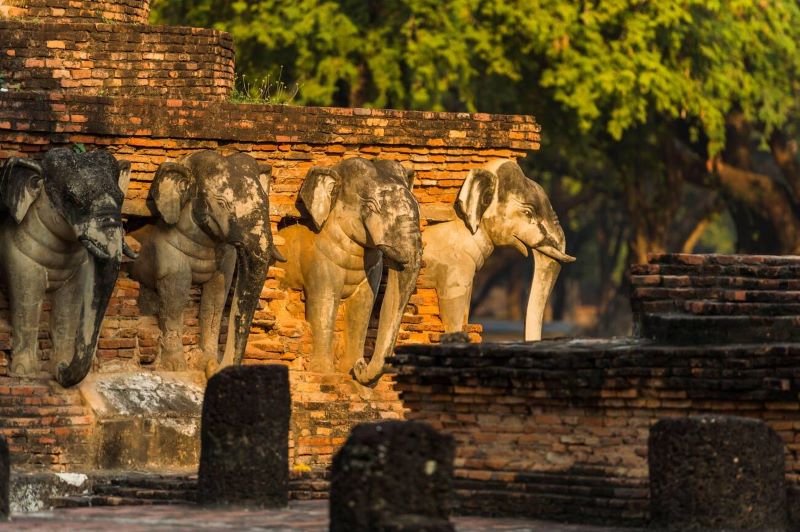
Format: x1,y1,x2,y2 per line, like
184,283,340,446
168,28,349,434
0,501,641,531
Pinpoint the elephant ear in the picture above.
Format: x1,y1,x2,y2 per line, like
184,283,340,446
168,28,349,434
456,168,496,234
117,160,132,196
298,166,339,230
0,157,44,224
401,163,415,190
149,161,193,225
257,164,272,194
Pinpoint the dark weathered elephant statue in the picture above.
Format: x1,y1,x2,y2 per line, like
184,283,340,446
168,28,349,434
278,158,422,386
126,150,283,374
0,148,134,387
424,159,575,341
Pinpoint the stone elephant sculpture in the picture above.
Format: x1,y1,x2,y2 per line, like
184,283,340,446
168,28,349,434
126,150,284,373
0,148,134,386
423,159,575,341
277,158,422,386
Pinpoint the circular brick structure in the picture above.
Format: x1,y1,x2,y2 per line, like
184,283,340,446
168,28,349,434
649,416,787,530
0,21,235,100
1,0,150,24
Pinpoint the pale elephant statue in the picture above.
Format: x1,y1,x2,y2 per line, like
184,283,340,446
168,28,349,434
277,157,422,386
0,148,135,386
423,159,575,341
126,150,284,374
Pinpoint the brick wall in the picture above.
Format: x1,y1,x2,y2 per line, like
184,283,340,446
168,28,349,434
1,0,150,24
0,21,235,100
0,90,540,471
392,339,800,526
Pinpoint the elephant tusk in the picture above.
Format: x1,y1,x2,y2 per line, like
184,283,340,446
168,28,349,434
270,244,287,263
535,245,576,263
123,240,139,260
79,236,112,260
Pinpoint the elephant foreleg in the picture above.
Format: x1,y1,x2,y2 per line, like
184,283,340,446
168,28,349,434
49,272,82,375
198,247,236,373
339,275,378,373
305,288,338,374
156,272,191,371
7,267,46,377
438,293,472,333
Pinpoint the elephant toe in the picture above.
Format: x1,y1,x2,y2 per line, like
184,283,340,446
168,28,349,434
161,354,188,371
309,358,335,374
204,358,219,380
10,354,43,378
352,358,381,387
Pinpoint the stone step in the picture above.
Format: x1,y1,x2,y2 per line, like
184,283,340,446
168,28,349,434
639,313,800,344
48,472,331,508
681,301,800,316
0,405,89,417
102,474,198,491
631,274,800,291
454,488,649,524
457,478,648,499
51,495,194,508
0,416,93,428
633,287,800,303
92,486,197,502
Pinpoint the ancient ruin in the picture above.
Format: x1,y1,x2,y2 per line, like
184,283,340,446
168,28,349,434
0,0,539,505
3,1,795,531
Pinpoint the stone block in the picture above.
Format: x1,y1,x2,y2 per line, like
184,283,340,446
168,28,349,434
198,365,290,508
649,415,786,530
79,371,204,470
330,420,455,532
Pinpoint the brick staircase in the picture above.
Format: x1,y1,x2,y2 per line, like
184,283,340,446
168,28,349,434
44,469,329,508
631,253,800,343
51,473,197,508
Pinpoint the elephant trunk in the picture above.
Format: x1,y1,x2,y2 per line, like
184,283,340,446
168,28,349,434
220,245,272,367
525,249,562,342
353,249,421,386
525,216,575,341
56,254,120,387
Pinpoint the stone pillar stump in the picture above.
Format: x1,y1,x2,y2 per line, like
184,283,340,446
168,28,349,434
330,420,455,532
198,365,290,508
649,415,786,530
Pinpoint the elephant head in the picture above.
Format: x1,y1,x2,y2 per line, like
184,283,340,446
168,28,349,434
0,148,132,386
456,159,575,341
299,157,422,385
149,150,283,366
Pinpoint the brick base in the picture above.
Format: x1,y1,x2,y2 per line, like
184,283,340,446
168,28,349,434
392,338,800,526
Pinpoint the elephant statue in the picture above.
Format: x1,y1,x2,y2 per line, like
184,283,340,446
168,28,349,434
126,150,284,374
277,158,422,386
423,159,575,341
0,148,135,387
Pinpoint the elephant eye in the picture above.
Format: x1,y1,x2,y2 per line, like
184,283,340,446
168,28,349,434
211,192,233,212
362,197,381,214
522,207,536,218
